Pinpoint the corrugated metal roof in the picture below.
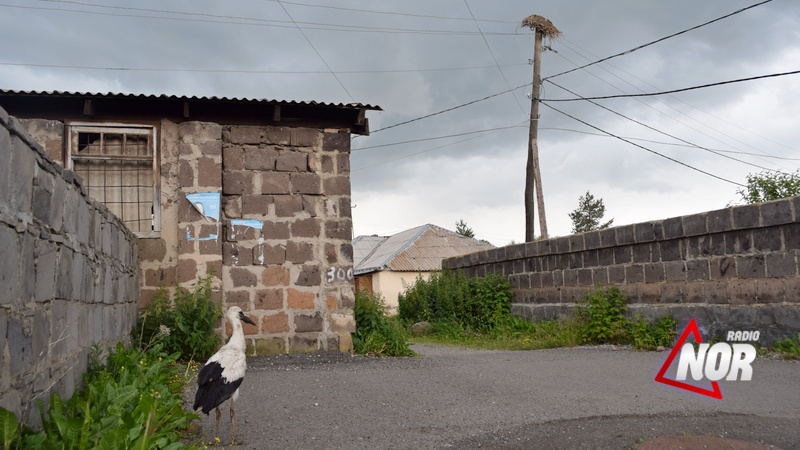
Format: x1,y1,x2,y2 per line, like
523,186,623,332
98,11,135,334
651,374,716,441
0,89,382,110
353,224,494,275
352,235,387,267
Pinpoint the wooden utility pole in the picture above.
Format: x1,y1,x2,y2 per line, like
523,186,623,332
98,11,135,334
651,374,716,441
521,15,560,242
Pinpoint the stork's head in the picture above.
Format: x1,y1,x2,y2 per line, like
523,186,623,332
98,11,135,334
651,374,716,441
227,306,256,326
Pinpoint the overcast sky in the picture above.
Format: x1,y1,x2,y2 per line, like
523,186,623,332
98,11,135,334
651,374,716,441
2,0,799,245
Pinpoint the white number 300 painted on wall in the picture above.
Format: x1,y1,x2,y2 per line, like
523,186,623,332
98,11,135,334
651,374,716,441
327,267,354,283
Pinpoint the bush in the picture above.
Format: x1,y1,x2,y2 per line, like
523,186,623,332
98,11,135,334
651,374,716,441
353,290,415,357
398,269,512,332
134,274,222,362
2,343,195,449
577,286,630,344
577,286,677,350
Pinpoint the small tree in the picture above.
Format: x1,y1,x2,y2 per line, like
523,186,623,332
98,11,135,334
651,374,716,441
455,219,475,238
737,170,800,204
569,191,613,233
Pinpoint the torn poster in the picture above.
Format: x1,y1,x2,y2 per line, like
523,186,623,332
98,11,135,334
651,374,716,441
186,193,221,221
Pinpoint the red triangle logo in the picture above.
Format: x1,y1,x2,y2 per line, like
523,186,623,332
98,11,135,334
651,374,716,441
654,318,723,399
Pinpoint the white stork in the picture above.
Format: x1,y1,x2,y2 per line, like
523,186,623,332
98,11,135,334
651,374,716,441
193,306,255,444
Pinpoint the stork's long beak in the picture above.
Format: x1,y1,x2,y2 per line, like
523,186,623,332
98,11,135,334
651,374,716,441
239,311,256,326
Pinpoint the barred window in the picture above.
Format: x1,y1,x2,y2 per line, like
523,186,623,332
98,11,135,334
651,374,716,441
67,124,160,236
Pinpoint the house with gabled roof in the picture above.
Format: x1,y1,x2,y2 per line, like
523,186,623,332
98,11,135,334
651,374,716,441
353,224,494,313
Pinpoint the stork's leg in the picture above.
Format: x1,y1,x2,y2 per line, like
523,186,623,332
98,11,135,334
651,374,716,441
215,406,221,441
230,396,237,444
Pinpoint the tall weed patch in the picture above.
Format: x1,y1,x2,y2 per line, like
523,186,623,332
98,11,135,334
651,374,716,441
398,269,512,332
134,274,222,362
353,290,415,357
1,343,195,449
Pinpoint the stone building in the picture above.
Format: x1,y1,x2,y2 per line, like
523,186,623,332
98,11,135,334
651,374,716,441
0,89,380,355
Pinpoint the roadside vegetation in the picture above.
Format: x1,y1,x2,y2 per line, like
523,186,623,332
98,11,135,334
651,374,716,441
0,276,222,449
383,269,678,352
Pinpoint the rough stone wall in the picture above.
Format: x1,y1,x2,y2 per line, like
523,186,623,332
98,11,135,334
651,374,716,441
0,106,139,422
138,122,356,355
444,199,800,343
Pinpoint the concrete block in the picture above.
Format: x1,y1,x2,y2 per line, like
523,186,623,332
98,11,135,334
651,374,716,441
262,127,291,146
765,252,797,277
290,128,320,148
35,239,57,302
662,217,683,240
295,264,321,286
322,176,350,196
276,150,308,172
290,172,321,194
32,309,51,362
244,146,278,171
752,228,782,252
324,219,351,240
736,254,766,279
322,132,350,153
222,171,254,195
682,213,707,237
761,199,793,226
10,135,35,214
0,224,20,304
293,313,323,332
8,316,32,377
733,203,760,229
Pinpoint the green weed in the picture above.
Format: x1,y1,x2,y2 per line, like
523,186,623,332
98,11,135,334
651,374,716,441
398,269,512,333
770,333,800,359
353,290,416,357
134,274,222,362
2,343,195,449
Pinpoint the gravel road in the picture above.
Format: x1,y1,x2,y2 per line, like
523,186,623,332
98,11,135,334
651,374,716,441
191,344,800,449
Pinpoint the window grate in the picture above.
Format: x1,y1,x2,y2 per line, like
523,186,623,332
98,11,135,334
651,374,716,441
68,125,159,235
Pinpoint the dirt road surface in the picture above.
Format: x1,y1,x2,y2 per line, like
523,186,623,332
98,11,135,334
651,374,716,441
191,344,800,449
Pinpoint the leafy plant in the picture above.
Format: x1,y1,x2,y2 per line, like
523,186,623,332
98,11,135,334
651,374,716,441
770,333,800,359
577,286,630,344
398,269,513,333
0,408,18,450
353,290,415,357
628,314,677,351
135,274,222,362
2,343,195,449
737,169,800,204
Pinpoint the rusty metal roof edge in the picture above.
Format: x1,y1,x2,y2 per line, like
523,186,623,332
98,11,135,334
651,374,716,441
0,88,382,110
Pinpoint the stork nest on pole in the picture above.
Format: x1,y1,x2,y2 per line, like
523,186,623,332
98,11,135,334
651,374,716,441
520,15,561,37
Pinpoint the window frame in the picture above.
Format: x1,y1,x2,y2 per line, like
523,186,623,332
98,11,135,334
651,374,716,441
66,122,161,238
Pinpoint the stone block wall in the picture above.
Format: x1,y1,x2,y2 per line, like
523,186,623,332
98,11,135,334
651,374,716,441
0,106,139,422
138,122,356,355
445,199,800,343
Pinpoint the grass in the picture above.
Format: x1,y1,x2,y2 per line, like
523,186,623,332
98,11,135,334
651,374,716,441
410,316,583,351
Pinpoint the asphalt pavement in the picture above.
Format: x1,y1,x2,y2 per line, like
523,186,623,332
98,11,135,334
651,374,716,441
191,344,800,449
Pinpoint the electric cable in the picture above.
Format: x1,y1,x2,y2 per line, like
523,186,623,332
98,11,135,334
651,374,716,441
540,70,800,102
543,0,774,81
540,102,745,186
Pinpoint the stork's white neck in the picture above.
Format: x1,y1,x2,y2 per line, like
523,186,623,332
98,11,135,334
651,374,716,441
226,315,247,351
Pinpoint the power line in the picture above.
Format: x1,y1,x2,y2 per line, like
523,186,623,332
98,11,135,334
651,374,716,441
546,80,778,172
544,0,774,81
0,61,526,74
6,2,525,36
552,37,797,169
540,70,800,102
276,0,354,101
368,81,531,135
541,127,800,161
541,102,745,186
463,0,527,116
353,124,524,151
265,0,517,24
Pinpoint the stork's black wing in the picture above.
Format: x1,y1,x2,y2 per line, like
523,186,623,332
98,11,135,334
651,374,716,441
193,361,243,414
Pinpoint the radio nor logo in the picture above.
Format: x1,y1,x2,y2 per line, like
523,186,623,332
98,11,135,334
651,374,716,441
655,318,758,399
